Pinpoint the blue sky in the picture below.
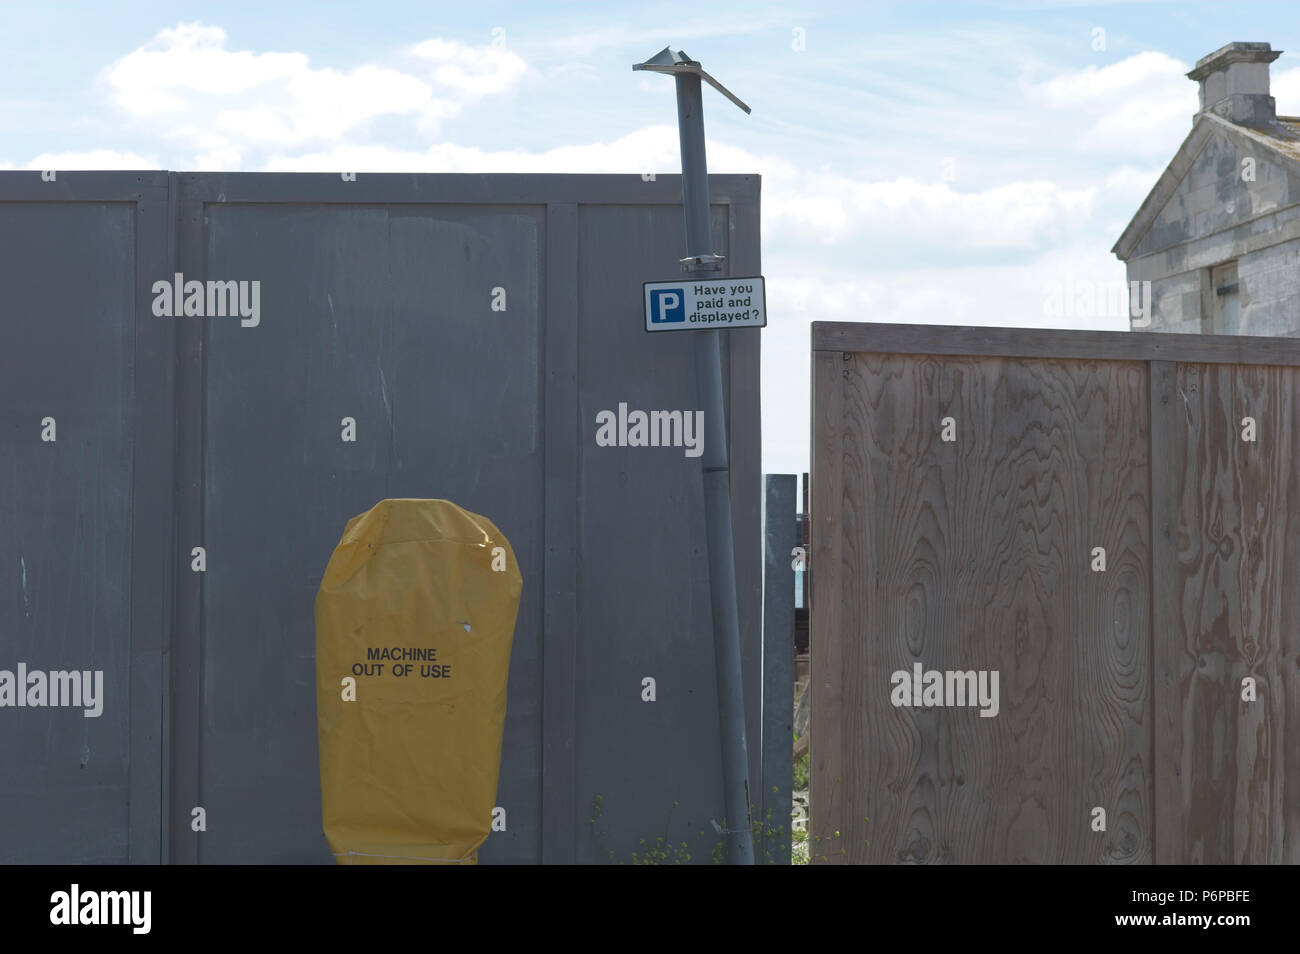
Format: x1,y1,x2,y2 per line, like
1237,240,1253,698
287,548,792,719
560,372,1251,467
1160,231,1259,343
4,0,1298,474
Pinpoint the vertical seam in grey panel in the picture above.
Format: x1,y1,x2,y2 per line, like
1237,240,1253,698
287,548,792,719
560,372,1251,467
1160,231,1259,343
542,202,579,864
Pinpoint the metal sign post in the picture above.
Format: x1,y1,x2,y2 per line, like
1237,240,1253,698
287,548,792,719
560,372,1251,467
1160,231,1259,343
634,47,756,865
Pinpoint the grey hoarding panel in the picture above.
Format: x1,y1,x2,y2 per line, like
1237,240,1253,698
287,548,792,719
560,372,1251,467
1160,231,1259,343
573,194,762,863
761,474,796,863
575,203,729,861
193,197,545,863
172,174,760,864
0,174,170,863
0,172,759,864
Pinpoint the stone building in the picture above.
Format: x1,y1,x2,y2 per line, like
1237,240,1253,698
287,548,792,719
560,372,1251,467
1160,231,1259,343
1113,42,1300,335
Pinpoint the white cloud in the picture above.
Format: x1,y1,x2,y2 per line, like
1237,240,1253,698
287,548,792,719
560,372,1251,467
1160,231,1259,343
548,63,603,85
1021,50,1195,156
1028,51,1185,107
758,167,1096,251
1272,65,1300,115
19,148,158,169
104,23,308,113
101,22,527,154
850,178,1094,249
534,11,797,58
261,124,684,173
412,38,527,96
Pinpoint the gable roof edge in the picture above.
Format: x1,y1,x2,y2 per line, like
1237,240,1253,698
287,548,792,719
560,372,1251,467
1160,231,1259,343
1113,113,1300,261
1111,117,1216,261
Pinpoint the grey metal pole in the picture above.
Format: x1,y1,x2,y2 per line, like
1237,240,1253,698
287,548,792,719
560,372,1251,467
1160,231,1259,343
673,70,755,865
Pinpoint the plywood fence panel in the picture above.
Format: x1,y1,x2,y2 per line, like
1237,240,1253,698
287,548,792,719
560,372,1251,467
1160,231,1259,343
1168,363,1300,863
810,350,845,864
811,323,1299,865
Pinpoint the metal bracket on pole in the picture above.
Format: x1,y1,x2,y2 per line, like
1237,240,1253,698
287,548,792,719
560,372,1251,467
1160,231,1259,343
680,253,726,272
634,46,756,866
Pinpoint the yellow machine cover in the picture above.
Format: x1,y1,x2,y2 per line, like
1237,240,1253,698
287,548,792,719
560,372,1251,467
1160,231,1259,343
315,498,521,864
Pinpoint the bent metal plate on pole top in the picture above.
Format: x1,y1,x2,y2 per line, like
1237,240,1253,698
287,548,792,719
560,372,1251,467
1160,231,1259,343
632,47,753,114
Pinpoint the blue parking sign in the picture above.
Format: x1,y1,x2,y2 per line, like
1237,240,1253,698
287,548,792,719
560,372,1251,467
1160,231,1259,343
649,288,685,324
642,276,766,332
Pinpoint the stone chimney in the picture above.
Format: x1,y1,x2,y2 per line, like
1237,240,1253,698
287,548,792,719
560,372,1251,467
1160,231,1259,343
1187,42,1282,126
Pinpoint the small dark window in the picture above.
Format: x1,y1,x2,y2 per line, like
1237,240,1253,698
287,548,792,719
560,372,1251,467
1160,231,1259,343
1211,262,1239,334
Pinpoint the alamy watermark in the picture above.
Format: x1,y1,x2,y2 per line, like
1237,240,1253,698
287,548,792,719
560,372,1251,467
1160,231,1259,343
890,662,999,717
50,884,150,934
152,272,260,327
595,402,704,458
1042,275,1151,327
0,664,103,717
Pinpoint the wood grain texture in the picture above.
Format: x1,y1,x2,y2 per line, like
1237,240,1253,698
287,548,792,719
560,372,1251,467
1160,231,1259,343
814,332,1300,864
832,353,1152,863
810,350,846,864
1170,363,1299,863
1148,362,1181,863
813,322,1300,368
